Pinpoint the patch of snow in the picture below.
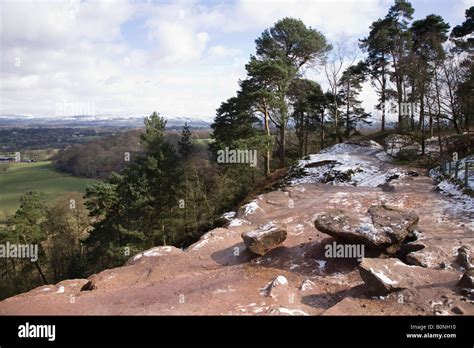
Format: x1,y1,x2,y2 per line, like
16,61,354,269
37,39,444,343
287,142,391,187
429,156,474,219
369,268,398,286
246,221,279,238
274,275,288,285
277,307,309,316
221,211,236,220
260,275,288,296
242,200,265,216
299,279,314,291
228,218,250,227
315,260,327,270
192,232,224,251
144,247,163,257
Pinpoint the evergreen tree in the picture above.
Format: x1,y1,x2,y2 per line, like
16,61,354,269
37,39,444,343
338,62,371,136
85,112,182,270
5,191,49,285
254,17,330,166
385,0,415,127
360,18,393,131
288,78,324,156
178,123,194,159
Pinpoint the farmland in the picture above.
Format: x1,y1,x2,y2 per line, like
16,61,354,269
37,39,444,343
0,161,96,221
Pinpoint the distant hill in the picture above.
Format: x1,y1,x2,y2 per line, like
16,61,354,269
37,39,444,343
0,114,211,129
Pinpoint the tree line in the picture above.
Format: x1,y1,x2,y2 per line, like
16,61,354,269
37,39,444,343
1,115,264,298
211,1,473,173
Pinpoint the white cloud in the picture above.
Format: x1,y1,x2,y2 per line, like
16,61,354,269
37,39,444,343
147,21,210,64
208,45,242,58
0,0,134,45
1,0,467,120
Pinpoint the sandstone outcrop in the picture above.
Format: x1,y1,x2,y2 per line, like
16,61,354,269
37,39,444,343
315,205,418,250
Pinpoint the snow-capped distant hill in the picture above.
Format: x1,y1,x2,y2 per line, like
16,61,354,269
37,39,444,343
0,114,211,129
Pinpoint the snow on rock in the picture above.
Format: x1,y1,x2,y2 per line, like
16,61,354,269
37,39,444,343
299,279,315,291
429,156,474,219
287,141,410,187
314,205,419,250
128,246,179,265
228,218,250,227
260,275,289,297
242,222,287,255
369,268,398,286
315,260,327,270
191,230,225,251
221,211,236,220
359,258,460,296
273,307,309,316
239,200,265,217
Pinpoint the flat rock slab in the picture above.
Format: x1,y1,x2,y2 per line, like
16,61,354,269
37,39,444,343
241,222,287,255
315,205,419,249
359,258,460,295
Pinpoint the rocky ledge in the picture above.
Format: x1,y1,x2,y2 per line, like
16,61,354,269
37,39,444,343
0,140,472,315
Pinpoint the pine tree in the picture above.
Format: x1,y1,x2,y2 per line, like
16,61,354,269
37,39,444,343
338,62,371,136
85,112,182,270
178,123,194,159
360,18,393,131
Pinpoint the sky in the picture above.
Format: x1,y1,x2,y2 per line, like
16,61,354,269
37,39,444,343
0,0,471,121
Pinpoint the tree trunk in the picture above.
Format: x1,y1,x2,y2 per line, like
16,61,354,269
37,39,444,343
397,76,403,128
320,110,325,150
420,91,425,156
410,80,415,130
429,112,434,138
34,261,48,285
346,80,350,137
437,113,443,158
381,70,386,132
263,101,271,176
304,116,309,156
279,125,286,167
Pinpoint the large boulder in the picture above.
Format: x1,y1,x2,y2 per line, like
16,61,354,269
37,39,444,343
359,258,460,296
314,205,419,250
241,221,287,255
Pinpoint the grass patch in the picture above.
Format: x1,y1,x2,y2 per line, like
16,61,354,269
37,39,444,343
0,161,97,221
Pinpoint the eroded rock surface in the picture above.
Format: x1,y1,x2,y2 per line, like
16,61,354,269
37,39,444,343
314,205,418,250
359,258,459,295
1,140,472,315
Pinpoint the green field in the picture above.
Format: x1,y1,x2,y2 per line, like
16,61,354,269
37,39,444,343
0,161,97,221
